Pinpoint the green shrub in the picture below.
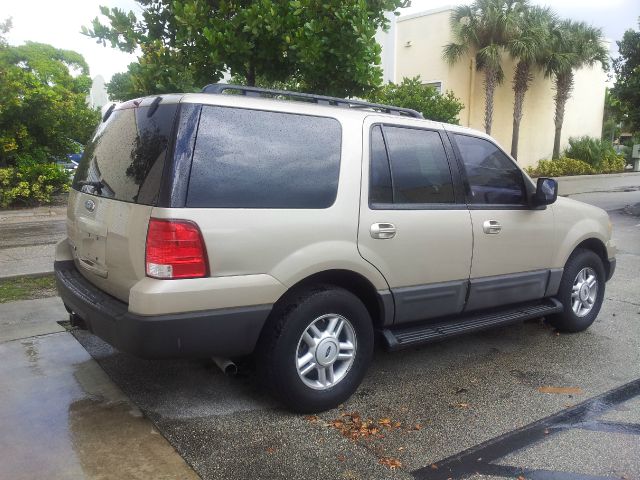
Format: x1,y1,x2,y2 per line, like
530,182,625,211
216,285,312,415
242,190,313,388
565,136,619,169
599,154,626,173
0,161,70,208
526,157,595,177
368,76,465,124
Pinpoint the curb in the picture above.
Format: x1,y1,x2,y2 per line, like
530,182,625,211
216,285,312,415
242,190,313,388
554,171,640,182
0,271,55,282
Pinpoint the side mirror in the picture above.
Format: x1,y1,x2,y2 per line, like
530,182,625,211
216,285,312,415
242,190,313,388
533,177,558,206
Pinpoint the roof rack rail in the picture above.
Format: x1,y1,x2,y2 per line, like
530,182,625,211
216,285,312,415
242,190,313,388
201,83,423,119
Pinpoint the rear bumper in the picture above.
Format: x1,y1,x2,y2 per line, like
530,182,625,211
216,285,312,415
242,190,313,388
54,260,272,359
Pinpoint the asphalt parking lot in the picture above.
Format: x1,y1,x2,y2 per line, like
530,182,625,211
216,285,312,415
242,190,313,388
68,197,640,480
1,180,639,480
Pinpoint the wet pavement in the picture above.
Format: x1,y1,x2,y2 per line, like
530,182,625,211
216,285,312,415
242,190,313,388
0,300,199,479
66,202,640,480
0,177,639,479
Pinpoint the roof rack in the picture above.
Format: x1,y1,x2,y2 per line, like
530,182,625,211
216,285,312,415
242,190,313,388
201,83,423,119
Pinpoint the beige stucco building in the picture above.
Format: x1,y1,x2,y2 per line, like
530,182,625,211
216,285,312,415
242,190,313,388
383,7,607,167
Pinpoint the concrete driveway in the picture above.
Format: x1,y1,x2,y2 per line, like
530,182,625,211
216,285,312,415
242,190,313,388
1,174,639,479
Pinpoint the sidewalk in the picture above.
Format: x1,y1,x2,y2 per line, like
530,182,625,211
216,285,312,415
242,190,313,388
555,171,640,196
0,296,199,480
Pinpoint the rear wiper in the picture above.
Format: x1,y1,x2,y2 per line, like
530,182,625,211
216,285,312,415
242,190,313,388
78,180,103,194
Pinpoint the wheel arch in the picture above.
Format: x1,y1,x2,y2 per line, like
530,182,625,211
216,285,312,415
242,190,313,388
571,238,611,278
270,269,393,328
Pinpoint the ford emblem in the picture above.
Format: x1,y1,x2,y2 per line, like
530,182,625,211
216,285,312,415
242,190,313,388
84,199,96,212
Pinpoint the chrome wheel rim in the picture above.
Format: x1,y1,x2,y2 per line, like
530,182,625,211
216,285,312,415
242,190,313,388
296,314,357,390
571,267,598,317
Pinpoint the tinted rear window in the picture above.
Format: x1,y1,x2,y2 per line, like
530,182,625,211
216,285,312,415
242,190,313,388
186,106,341,209
72,103,178,205
382,126,454,204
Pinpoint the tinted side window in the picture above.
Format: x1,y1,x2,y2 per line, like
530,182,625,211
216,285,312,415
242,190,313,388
454,134,526,205
383,126,454,204
369,126,393,204
73,104,178,205
187,107,341,209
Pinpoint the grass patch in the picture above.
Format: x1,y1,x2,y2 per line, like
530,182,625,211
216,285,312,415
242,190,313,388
0,274,57,303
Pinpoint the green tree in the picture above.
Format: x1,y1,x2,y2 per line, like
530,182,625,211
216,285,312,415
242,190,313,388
543,20,608,159
0,17,11,46
610,19,640,133
507,5,554,159
106,68,142,101
0,40,100,166
444,0,526,135
85,0,406,98
602,88,622,142
369,76,465,124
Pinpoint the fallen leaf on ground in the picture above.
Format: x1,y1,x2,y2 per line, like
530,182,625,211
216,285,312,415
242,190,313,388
305,415,319,422
379,457,402,470
413,424,422,430
328,412,404,440
537,386,583,395
457,403,470,408
265,447,276,454
430,463,438,470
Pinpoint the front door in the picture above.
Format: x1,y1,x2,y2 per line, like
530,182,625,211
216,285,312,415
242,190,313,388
449,132,555,311
358,118,473,324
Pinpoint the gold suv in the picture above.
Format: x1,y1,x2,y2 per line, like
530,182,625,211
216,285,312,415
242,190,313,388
55,84,616,412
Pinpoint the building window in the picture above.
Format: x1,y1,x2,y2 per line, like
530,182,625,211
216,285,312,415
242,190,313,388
423,81,442,93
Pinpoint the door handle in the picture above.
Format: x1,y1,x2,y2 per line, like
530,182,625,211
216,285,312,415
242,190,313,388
483,220,502,234
370,223,396,239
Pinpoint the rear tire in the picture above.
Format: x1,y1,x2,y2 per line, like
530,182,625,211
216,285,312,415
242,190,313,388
547,249,605,332
257,285,373,413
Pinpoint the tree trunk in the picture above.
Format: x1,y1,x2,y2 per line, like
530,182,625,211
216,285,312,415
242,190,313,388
511,61,532,160
246,62,256,87
552,72,574,160
483,68,498,135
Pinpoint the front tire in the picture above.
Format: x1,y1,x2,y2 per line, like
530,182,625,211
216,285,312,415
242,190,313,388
547,249,605,332
257,285,374,413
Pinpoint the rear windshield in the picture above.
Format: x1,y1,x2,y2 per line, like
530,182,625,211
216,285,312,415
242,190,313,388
186,106,342,209
72,103,178,205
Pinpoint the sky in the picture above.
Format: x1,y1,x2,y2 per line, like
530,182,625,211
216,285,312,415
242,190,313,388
2,0,639,82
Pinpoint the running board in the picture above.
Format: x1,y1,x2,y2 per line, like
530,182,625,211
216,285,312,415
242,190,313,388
381,298,563,351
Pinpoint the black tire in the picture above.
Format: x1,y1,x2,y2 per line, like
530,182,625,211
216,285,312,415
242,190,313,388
547,248,605,333
257,285,374,413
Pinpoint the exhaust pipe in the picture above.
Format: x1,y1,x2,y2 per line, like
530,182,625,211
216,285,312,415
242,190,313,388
212,356,238,376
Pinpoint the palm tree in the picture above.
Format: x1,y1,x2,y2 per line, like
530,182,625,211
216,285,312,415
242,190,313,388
507,6,554,160
444,0,526,135
543,20,608,159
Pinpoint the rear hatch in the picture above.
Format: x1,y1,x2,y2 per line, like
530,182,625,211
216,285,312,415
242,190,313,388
68,97,180,302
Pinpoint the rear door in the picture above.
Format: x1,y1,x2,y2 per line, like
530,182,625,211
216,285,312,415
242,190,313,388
358,117,473,325
448,132,555,311
68,98,179,302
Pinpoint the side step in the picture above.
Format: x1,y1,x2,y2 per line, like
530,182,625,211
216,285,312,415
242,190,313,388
381,298,563,351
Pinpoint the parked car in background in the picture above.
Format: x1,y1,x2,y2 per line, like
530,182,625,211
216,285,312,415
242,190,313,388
55,84,616,413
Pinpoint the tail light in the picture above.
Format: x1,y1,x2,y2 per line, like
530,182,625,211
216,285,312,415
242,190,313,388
145,218,208,279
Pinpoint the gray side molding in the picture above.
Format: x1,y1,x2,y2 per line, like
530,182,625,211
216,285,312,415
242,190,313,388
545,268,564,297
392,280,467,324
